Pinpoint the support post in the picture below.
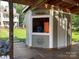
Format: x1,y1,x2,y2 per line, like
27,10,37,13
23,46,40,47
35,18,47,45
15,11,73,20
9,0,14,59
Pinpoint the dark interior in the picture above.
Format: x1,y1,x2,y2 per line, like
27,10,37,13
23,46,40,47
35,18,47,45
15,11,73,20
33,18,49,33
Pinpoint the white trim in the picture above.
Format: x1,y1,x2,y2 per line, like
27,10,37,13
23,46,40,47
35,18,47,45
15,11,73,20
32,33,49,35
49,9,54,48
22,6,29,13
54,10,71,15
32,15,50,18
27,10,32,46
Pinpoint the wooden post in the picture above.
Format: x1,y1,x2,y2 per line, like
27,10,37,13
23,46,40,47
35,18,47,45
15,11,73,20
9,0,14,59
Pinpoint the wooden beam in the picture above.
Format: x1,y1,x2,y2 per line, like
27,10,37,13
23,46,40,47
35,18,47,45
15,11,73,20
2,0,79,14
72,0,79,4
62,0,77,6
2,0,40,6
9,0,14,59
31,0,47,10
70,6,79,12
47,0,62,5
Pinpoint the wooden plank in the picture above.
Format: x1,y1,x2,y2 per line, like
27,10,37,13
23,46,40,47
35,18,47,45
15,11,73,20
3,0,40,6
2,0,79,14
70,6,79,13
62,0,77,5
47,0,62,5
9,0,14,59
30,0,47,10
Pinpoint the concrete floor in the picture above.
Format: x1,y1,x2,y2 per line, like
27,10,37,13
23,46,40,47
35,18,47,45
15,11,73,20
14,43,37,59
0,56,9,59
0,42,79,59
14,42,79,59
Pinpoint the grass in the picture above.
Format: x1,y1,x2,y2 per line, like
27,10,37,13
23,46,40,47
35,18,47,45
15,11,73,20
0,29,9,41
14,28,26,42
14,28,26,38
0,28,26,42
72,31,79,42
0,28,79,42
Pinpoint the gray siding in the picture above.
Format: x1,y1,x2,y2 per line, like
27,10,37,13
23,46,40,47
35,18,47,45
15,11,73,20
32,35,49,48
53,12,58,48
66,14,72,46
58,13,67,48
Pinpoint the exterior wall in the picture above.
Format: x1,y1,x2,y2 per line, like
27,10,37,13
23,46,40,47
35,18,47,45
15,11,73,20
57,13,72,48
32,35,49,48
53,12,58,48
50,9,69,48
0,12,4,27
66,14,72,46
0,13,19,28
24,9,72,48
0,2,19,28
24,10,32,46
50,10,71,48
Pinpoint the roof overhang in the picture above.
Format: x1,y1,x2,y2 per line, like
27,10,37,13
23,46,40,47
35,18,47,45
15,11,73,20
2,0,79,15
